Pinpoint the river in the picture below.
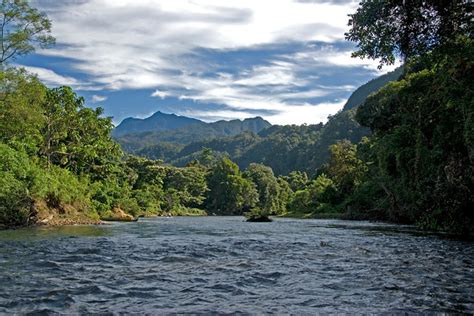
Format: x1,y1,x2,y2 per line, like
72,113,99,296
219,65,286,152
0,217,472,314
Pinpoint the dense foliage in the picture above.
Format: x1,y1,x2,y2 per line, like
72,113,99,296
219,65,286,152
349,39,473,233
338,1,473,234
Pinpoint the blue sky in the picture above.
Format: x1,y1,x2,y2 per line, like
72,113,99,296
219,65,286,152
19,0,398,125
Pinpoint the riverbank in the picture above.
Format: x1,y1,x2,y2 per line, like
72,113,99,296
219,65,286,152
280,210,345,220
0,200,211,230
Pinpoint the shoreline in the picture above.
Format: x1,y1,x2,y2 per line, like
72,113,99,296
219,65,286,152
2,214,472,240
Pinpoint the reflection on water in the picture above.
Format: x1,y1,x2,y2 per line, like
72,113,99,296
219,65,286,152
0,217,472,314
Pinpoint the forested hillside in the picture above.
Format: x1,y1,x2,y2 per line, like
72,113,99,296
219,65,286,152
116,82,396,175
342,67,403,111
116,115,271,152
166,109,369,175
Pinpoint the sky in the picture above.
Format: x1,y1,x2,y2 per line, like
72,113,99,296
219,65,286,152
18,0,399,126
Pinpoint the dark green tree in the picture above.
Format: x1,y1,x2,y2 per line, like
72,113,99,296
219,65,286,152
41,86,121,179
354,38,473,233
163,166,208,209
206,157,258,215
283,170,308,192
244,163,281,214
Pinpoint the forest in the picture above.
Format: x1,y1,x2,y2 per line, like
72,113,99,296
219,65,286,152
0,1,472,235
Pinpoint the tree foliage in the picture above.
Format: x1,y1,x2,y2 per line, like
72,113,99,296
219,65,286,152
346,0,473,67
0,0,55,65
205,158,258,215
244,163,281,214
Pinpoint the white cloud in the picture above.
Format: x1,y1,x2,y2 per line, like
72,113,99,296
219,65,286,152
151,89,170,99
289,45,401,73
35,0,358,90
178,100,346,125
266,100,346,125
30,0,396,125
20,65,80,87
92,95,107,103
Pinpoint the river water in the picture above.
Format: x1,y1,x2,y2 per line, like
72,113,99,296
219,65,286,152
0,217,472,314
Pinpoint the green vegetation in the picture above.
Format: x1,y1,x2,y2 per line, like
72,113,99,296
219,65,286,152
341,1,473,234
118,111,370,176
1,1,472,236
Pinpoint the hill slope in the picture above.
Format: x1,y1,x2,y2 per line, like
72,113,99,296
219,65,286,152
343,67,403,111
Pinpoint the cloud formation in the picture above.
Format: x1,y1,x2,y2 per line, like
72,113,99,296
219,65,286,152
91,95,107,103
28,0,397,125
21,65,80,87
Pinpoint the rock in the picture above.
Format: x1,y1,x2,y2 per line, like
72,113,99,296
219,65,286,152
246,215,272,222
39,214,54,224
101,208,138,222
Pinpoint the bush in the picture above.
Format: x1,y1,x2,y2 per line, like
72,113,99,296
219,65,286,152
0,173,32,226
0,144,35,226
31,165,92,210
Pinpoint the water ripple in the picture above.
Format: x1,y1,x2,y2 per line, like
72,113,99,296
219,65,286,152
0,217,473,314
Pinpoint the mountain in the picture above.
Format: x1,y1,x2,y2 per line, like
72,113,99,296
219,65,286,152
343,67,403,111
114,115,271,152
113,111,204,137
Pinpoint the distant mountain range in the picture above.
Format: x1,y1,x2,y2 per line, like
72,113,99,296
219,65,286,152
113,67,403,175
113,111,270,138
114,114,271,153
113,111,202,137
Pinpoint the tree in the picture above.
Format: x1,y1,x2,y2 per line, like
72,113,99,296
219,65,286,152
206,158,258,215
276,177,292,214
0,143,34,226
0,0,55,65
326,140,366,196
163,166,208,209
41,86,122,179
345,0,473,67
354,38,473,232
244,163,280,214
283,170,308,192
0,68,46,153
